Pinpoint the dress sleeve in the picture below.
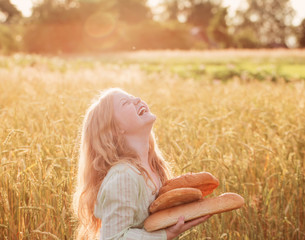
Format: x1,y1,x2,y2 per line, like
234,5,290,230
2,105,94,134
95,167,167,240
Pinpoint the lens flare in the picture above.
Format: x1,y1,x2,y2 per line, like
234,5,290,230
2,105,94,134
84,12,117,39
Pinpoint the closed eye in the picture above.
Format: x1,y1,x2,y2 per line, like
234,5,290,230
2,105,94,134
122,99,131,105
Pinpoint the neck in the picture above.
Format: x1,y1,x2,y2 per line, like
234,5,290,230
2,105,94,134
124,133,150,167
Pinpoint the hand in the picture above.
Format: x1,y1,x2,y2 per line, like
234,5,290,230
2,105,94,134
165,215,213,240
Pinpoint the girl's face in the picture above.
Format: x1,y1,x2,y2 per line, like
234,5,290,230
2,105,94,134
112,91,156,135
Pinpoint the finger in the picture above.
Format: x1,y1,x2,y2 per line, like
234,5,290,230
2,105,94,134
176,216,185,227
201,214,213,221
194,214,213,222
183,214,213,229
170,216,185,232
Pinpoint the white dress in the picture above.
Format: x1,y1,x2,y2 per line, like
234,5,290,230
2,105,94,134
94,163,167,240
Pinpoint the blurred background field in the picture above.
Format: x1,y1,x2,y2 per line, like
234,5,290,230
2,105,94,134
1,0,305,54
0,50,305,239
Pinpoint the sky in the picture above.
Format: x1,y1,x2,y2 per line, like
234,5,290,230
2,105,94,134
10,0,305,26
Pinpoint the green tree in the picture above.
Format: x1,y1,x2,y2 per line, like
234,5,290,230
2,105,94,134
160,0,230,48
0,0,21,23
186,1,230,47
187,1,214,28
0,0,22,53
232,26,259,48
235,0,295,47
207,7,231,47
115,0,151,24
159,0,230,47
159,0,182,21
297,19,305,48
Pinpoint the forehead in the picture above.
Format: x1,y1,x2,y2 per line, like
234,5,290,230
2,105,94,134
112,91,133,104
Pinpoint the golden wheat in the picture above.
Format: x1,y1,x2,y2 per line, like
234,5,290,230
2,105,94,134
0,51,304,240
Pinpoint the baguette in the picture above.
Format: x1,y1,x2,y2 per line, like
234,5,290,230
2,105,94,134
149,188,202,213
158,172,219,197
144,192,244,232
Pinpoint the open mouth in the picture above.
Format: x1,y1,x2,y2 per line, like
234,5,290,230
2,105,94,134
138,106,147,116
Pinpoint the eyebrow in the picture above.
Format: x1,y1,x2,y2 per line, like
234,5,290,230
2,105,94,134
120,94,134,102
120,97,128,103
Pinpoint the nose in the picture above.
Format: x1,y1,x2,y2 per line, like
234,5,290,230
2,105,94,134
133,97,141,105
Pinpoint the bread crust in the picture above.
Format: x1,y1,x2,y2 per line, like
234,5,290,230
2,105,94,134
144,192,245,232
158,172,219,197
149,188,202,213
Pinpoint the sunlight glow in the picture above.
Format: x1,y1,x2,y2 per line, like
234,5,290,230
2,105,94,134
10,0,305,25
10,0,34,17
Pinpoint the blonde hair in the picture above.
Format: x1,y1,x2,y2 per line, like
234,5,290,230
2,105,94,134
73,88,171,239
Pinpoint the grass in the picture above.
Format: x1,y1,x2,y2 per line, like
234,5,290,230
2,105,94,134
0,49,305,239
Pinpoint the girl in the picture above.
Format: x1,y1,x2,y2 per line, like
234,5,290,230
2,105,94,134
73,88,212,240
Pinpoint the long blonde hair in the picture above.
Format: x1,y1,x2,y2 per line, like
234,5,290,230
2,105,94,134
73,88,171,239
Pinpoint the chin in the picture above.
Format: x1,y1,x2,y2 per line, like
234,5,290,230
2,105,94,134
148,113,157,122
137,111,157,127
142,114,156,127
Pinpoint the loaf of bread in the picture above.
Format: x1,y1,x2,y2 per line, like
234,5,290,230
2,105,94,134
158,172,219,197
144,192,244,232
149,188,202,213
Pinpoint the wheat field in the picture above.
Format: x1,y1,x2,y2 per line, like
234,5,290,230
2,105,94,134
0,50,304,240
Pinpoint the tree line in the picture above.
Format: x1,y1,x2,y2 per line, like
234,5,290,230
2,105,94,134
1,0,305,53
